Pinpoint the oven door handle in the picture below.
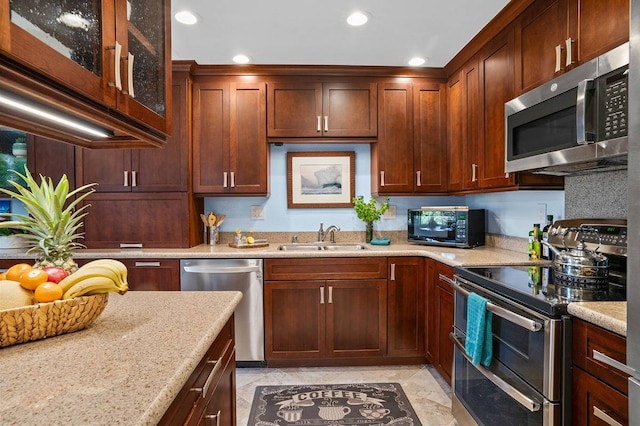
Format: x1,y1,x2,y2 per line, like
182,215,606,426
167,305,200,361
441,274,543,332
450,332,542,413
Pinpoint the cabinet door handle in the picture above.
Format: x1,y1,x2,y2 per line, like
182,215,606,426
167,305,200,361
416,171,421,187
230,172,235,188
380,171,385,187
126,52,135,98
131,170,137,187
123,170,129,187
555,44,562,73
328,286,333,304
592,349,638,376
320,286,325,304
109,41,123,90
205,410,222,426
135,261,161,267
223,171,228,188
390,264,396,281
323,116,329,132
471,164,478,182
316,116,322,132
565,38,574,68
190,358,222,398
120,243,143,248
593,406,623,426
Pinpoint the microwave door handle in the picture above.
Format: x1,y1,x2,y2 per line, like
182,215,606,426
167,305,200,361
576,79,595,145
443,275,543,332
450,333,542,413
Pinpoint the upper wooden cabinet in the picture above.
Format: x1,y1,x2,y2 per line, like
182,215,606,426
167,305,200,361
372,80,447,195
193,78,268,195
514,0,629,94
0,0,171,146
76,76,189,192
267,81,377,139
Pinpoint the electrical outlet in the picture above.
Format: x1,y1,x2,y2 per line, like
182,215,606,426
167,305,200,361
383,205,397,219
251,205,265,220
536,203,547,224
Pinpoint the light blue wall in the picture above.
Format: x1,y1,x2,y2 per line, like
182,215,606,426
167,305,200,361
204,143,565,238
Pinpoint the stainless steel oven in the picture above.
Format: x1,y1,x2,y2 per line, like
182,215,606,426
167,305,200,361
447,219,627,426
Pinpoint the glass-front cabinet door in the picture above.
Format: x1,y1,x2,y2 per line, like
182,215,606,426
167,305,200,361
116,0,170,133
0,0,170,135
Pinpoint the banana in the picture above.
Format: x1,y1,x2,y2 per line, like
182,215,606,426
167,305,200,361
58,259,129,294
62,276,127,299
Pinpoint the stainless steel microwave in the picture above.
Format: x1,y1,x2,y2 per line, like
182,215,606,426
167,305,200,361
408,206,485,248
505,42,629,175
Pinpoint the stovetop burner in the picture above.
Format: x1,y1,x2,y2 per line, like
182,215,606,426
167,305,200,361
454,265,626,317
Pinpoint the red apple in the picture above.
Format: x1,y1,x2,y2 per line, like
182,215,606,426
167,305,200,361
42,266,69,284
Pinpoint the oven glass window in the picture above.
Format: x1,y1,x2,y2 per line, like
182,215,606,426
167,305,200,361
454,347,547,425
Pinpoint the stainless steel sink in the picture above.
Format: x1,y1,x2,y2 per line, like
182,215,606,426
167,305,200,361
277,243,367,251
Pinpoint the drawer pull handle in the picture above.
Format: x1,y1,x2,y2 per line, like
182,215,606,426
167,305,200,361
205,410,222,426
135,261,161,267
593,406,623,426
390,263,396,281
120,243,143,248
328,286,333,304
190,358,222,398
320,286,325,304
592,349,637,376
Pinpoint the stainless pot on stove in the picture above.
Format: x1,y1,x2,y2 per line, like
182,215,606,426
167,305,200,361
542,227,609,288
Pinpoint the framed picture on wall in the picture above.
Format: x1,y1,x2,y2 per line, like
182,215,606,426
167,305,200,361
287,151,355,208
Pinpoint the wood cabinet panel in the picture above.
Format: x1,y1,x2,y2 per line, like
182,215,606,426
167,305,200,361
372,82,414,194
426,259,454,383
193,79,268,195
413,82,447,193
264,257,387,281
121,259,180,291
572,363,628,426
267,81,376,138
387,257,425,357
27,135,76,186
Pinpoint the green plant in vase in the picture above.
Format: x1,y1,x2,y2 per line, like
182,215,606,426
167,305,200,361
0,168,96,273
352,195,389,243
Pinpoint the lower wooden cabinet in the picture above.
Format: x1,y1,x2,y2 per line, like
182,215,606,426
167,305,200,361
572,318,629,425
77,258,180,291
264,257,387,365
425,259,454,383
159,315,236,426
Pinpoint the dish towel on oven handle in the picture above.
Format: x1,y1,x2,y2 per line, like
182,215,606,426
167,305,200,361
465,292,493,367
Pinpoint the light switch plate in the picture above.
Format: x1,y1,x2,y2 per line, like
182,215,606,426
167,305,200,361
383,205,397,219
251,205,265,220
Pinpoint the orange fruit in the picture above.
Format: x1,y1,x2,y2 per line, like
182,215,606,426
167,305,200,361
6,263,32,282
19,268,49,291
34,282,63,303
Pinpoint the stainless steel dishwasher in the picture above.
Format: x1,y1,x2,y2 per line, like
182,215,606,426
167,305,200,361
180,259,264,367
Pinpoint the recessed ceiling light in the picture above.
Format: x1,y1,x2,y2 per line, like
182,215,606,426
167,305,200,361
233,54,251,64
347,12,369,26
408,57,426,66
175,10,198,25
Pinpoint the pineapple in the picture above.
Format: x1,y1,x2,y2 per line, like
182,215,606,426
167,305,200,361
0,168,96,273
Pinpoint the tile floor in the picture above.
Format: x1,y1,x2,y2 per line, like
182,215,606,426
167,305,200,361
235,364,457,426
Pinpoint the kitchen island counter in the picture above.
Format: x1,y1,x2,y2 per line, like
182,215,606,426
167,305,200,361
0,291,242,426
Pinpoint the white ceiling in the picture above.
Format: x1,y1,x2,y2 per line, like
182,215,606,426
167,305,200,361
170,0,511,67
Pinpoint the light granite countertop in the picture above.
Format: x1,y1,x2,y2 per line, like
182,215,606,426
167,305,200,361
567,301,627,337
0,243,538,268
0,291,242,426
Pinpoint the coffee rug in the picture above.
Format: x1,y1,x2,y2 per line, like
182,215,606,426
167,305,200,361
247,383,422,425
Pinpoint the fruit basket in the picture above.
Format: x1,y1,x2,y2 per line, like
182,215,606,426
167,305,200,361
0,293,109,348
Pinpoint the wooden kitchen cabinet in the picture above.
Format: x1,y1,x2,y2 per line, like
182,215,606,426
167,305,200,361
572,318,629,425
267,81,377,138
118,258,180,291
372,80,446,195
159,315,236,426
387,257,425,358
264,257,387,365
514,0,629,94
0,0,171,136
193,79,268,195
27,135,76,187
425,259,454,383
